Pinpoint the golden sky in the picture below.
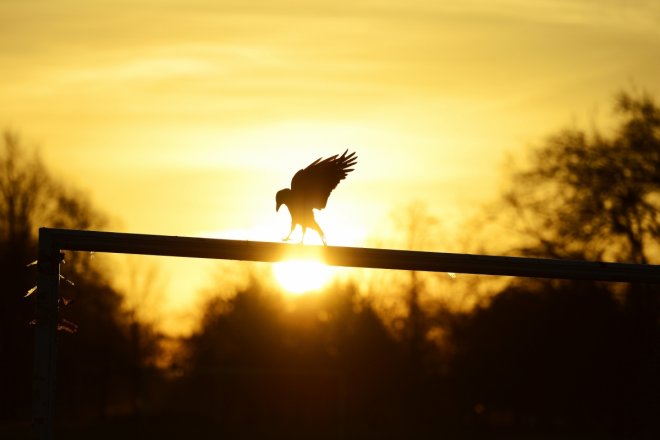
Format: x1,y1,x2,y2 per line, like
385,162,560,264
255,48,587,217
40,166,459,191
2,0,659,330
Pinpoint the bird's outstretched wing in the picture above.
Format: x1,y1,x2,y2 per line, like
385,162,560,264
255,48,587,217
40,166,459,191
290,150,357,209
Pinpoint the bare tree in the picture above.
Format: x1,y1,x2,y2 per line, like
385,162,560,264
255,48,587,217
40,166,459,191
0,131,52,253
501,90,660,264
0,130,159,421
392,202,439,363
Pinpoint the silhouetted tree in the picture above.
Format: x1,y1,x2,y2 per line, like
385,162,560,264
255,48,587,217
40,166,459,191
449,279,659,437
499,90,660,415
170,274,406,438
0,131,68,419
0,130,160,425
121,256,166,415
502,90,660,264
395,202,438,359
451,90,660,438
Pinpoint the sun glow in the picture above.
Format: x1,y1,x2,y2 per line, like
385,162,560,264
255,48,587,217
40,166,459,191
273,259,334,294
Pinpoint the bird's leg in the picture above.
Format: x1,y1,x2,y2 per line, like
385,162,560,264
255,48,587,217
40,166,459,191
310,220,327,246
282,222,295,242
300,227,307,245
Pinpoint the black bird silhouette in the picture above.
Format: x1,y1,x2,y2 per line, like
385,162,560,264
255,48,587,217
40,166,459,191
276,150,358,245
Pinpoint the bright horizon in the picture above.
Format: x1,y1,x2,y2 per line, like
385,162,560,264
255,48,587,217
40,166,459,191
2,0,659,333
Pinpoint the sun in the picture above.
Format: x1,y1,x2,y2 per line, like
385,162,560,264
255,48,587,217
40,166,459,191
273,259,333,294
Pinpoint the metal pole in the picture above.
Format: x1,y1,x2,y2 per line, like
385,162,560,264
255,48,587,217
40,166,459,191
32,228,60,440
43,228,660,284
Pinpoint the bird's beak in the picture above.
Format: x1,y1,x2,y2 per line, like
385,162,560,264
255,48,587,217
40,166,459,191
276,202,282,212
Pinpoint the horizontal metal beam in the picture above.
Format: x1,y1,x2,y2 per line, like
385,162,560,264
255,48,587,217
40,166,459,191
43,227,660,284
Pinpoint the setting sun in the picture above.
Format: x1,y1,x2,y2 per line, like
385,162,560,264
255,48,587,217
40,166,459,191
273,259,334,294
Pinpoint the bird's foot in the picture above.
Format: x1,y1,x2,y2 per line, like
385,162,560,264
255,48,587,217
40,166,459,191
282,236,292,242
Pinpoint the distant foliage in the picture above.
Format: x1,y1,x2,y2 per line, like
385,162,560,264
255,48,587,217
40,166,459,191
0,131,107,252
0,130,159,422
170,277,406,436
502,90,660,263
449,279,660,436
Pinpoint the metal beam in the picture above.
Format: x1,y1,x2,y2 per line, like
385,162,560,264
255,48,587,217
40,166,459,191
44,227,660,284
32,226,660,439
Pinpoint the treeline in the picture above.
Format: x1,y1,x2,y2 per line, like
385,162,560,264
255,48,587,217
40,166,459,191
1,89,658,439
0,134,161,433
164,275,657,439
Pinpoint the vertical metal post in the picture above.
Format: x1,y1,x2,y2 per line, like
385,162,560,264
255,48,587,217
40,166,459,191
32,229,60,440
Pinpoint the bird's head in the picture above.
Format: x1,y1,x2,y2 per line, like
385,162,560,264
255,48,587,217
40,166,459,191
275,189,290,212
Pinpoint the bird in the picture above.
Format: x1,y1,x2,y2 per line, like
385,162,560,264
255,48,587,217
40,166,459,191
276,149,358,246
